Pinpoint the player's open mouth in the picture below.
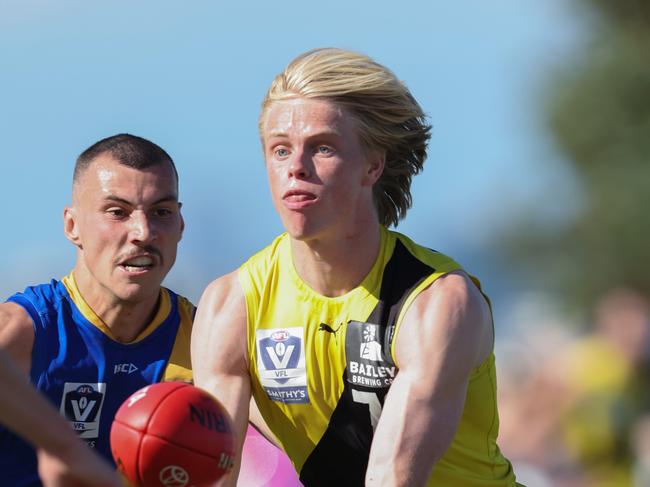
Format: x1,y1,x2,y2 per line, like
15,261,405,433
120,256,155,273
282,190,317,209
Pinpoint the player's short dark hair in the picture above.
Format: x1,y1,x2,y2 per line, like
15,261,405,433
73,133,178,187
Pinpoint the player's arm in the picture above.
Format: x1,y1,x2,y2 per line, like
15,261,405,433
0,302,34,375
0,304,121,487
248,396,280,447
191,271,251,486
365,271,493,486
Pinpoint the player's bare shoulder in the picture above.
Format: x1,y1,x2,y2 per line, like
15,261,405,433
192,270,249,375
397,270,493,369
431,270,489,314
0,302,36,372
196,270,247,326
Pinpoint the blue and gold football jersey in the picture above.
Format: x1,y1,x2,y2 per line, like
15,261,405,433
0,273,193,487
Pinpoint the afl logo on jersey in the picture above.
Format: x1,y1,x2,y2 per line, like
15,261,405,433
59,382,107,441
271,330,290,341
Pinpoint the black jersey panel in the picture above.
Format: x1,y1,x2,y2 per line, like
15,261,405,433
299,240,435,486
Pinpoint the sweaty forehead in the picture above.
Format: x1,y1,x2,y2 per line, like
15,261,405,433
263,98,352,137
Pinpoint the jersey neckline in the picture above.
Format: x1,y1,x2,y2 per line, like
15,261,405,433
61,272,171,344
284,226,396,304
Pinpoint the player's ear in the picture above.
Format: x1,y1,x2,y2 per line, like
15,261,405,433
178,202,185,241
363,150,385,187
63,206,82,248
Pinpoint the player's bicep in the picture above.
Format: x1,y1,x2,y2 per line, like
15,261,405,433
191,272,250,423
395,271,491,394
0,302,35,375
192,274,247,370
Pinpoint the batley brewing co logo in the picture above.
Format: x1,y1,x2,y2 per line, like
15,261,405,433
256,327,309,404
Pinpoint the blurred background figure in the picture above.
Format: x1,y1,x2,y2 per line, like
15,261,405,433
631,414,650,486
498,290,650,487
497,0,650,485
558,290,650,486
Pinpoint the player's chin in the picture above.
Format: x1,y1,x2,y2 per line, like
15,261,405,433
283,218,321,242
115,279,163,303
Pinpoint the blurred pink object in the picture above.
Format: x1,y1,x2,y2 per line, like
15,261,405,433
239,425,303,486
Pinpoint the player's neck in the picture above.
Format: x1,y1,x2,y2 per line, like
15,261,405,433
71,268,160,342
91,296,160,343
290,220,381,298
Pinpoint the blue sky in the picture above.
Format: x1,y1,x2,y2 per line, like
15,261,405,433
1,0,589,315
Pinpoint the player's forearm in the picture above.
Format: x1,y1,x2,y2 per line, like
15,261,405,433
366,377,464,486
194,371,251,486
0,349,81,454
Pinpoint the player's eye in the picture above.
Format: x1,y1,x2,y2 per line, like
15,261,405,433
107,208,127,218
153,208,173,217
317,146,333,155
275,148,290,158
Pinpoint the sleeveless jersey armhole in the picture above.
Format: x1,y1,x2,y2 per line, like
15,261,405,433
388,272,440,368
237,266,257,373
388,270,493,374
6,294,42,334
163,295,194,383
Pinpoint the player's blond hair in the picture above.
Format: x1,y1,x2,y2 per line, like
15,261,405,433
260,48,431,227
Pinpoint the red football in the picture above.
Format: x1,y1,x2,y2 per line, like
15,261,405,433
110,382,235,487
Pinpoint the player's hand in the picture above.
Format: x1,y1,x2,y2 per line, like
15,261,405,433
37,446,123,487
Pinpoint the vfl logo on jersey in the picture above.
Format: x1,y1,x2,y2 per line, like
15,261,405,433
60,382,106,441
260,330,300,384
346,321,396,389
256,327,309,404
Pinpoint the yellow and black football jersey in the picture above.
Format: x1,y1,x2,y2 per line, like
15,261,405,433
239,227,517,486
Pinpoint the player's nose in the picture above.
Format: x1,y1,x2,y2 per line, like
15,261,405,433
129,211,156,244
287,149,312,180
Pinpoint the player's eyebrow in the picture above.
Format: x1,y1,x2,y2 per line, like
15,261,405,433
266,129,342,140
266,130,288,139
103,194,178,206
